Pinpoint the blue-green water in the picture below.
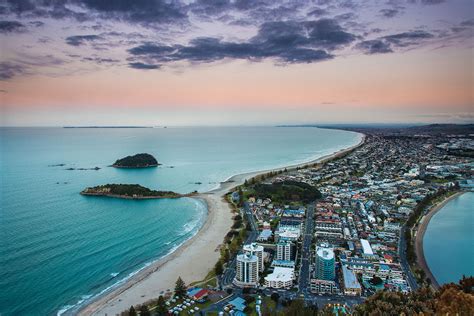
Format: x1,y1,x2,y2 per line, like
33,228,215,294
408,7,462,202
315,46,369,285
0,127,361,315
423,192,474,285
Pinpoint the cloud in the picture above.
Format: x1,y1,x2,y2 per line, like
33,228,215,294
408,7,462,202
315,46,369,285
77,0,187,25
65,34,102,46
420,0,446,5
128,19,354,66
129,62,161,69
356,39,393,54
308,8,327,17
383,30,434,47
0,62,28,80
28,21,44,27
460,19,474,27
0,0,186,26
357,30,434,54
379,9,400,18
82,57,120,64
0,20,26,33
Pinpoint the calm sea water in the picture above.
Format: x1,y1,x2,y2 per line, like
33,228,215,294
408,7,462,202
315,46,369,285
423,192,474,285
0,127,361,315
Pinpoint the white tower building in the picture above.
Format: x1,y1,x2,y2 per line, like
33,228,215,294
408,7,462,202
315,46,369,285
243,243,264,272
234,253,259,287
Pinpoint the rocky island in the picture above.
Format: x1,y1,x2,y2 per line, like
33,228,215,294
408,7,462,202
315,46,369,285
112,153,160,168
80,184,183,199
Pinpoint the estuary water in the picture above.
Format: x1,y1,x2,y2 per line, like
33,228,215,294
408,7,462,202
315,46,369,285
0,126,361,315
423,191,474,285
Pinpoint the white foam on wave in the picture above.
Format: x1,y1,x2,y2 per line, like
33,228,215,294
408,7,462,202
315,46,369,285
56,200,207,316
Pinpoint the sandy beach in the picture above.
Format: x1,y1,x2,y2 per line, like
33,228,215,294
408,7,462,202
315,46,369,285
77,133,365,316
414,191,465,290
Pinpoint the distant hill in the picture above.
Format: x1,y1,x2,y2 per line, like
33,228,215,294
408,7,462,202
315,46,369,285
300,123,474,136
405,124,474,135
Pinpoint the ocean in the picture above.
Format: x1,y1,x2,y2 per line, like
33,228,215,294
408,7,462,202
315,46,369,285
423,191,474,285
0,126,361,315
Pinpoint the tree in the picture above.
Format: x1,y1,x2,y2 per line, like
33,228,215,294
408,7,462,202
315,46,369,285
129,305,137,316
270,292,280,304
155,295,168,316
139,305,150,316
281,299,317,316
222,248,230,262
369,275,383,286
175,276,187,297
214,260,224,275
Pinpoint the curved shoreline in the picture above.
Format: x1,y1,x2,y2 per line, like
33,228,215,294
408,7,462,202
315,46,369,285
76,131,365,316
414,191,466,289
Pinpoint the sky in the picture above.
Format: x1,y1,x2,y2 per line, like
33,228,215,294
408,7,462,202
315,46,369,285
0,0,473,126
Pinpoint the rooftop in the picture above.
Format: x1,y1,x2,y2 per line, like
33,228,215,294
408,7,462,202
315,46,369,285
316,244,335,260
265,267,294,283
342,265,362,290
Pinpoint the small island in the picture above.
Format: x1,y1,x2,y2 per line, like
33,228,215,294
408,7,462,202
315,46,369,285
80,184,182,199
112,153,160,168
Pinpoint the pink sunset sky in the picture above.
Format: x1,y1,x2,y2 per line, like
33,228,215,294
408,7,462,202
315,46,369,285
0,0,473,126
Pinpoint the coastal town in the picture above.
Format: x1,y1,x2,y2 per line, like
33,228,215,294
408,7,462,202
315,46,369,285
118,126,473,316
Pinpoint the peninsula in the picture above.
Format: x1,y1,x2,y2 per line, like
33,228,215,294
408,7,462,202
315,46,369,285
112,153,160,168
80,184,182,199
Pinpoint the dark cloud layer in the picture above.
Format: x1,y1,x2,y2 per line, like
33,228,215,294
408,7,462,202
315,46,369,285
0,20,25,33
128,19,354,66
0,0,471,77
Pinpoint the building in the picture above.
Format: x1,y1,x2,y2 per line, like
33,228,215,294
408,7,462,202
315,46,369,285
360,239,374,258
264,267,294,289
257,229,272,241
231,191,240,203
243,243,264,272
342,265,362,296
271,260,295,269
234,253,259,287
315,244,335,281
310,279,338,294
276,240,293,262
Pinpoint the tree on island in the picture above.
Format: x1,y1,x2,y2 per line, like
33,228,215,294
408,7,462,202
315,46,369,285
175,276,187,297
155,296,168,316
214,260,224,276
128,305,137,316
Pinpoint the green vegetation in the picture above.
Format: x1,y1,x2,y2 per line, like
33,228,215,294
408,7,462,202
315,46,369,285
81,184,181,199
250,180,321,204
112,153,159,168
138,305,151,316
174,277,187,297
155,296,167,316
214,260,223,275
353,277,474,315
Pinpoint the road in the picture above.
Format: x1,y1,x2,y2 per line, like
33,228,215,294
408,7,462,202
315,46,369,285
298,203,315,295
220,202,258,288
399,226,419,290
